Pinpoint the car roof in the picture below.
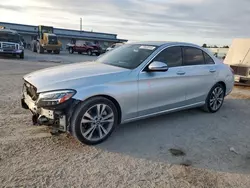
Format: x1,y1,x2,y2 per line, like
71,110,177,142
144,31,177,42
0,29,18,34
129,41,201,48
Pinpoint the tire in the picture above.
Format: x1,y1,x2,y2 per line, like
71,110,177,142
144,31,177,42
31,43,37,52
87,49,92,56
47,50,52,53
96,53,100,56
69,48,74,54
71,97,118,145
203,83,225,113
240,79,248,84
37,43,44,54
54,50,60,54
78,52,82,54
20,52,24,59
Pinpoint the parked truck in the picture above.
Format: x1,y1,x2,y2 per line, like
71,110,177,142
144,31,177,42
0,27,24,59
31,25,62,54
224,39,250,83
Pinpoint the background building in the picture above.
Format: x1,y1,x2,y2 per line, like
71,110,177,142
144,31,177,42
0,22,127,50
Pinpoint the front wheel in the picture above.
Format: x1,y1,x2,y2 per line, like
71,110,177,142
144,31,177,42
203,83,225,113
37,43,44,54
31,43,37,52
71,97,118,145
20,52,24,59
87,49,92,56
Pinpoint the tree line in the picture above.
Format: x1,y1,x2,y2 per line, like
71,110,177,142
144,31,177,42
202,44,229,48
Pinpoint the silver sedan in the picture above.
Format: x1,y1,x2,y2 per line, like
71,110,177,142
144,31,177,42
21,42,234,145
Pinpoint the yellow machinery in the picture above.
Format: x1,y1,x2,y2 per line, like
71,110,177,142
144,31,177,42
31,25,62,54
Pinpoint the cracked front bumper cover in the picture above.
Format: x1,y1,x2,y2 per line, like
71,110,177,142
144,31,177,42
21,92,79,132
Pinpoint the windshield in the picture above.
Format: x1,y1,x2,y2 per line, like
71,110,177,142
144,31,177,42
97,44,158,69
0,32,20,43
86,41,94,46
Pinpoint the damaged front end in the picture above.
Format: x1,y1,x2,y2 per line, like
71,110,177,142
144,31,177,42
21,81,79,133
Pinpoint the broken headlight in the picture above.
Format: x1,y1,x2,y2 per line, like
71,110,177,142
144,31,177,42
36,90,76,107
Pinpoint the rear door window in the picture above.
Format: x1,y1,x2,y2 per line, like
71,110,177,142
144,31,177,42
183,47,205,66
203,52,215,64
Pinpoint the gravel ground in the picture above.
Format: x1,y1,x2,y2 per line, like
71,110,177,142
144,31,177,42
0,56,250,188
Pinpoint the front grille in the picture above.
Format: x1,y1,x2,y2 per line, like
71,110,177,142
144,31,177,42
24,82,38,100
2,43,16,50
230,65,249,76
48,36,58,45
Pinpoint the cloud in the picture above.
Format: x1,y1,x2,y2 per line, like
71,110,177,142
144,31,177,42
1,0,250,45
0,4,23,11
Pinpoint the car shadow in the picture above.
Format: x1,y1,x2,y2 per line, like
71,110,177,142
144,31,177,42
0,54,22,60
97,98,250,174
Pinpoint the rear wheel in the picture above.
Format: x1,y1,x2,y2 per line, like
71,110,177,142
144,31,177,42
71,97,118,145
240,79,249,84
47,50,52,53
54,50,60,54
78,52,82,54
69,48,74,54
203,83,225,113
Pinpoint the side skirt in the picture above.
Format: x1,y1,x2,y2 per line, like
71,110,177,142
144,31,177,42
122,102,205,124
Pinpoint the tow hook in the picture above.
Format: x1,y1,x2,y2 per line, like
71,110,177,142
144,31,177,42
37,115,49,125
32,114,49,125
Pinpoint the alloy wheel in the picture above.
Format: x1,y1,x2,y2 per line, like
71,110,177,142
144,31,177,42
209,87,224,111
80,104,114,142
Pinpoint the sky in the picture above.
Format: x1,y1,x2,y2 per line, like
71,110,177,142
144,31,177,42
0,0,250,45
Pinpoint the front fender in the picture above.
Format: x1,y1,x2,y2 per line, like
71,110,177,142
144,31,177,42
73,83,138,122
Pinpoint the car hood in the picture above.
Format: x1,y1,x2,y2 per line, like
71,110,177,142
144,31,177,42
23,61,131,92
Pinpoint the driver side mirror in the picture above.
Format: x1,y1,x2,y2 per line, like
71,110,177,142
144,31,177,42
148,61,168,72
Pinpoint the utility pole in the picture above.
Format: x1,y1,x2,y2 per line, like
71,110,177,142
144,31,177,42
80,18,82,31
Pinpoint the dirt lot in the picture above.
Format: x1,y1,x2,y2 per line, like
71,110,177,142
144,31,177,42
0,54,250,188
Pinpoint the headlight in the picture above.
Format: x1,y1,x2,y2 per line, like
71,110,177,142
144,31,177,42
19,45,24,50
36,90,76,107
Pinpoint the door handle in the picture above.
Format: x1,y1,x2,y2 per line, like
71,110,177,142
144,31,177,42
209,69,216,73
176,71,186,75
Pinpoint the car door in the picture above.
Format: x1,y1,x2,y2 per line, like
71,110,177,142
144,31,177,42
75,41,82,52
138,46,187,116
180,46,218,104
81,43,88,52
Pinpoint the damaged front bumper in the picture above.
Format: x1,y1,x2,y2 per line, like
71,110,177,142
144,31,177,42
21,89,78,132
